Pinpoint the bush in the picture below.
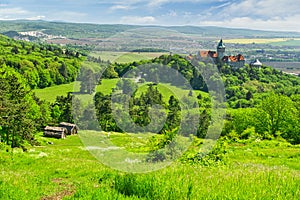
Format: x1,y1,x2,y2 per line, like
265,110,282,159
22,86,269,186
146,149,166,163
180,139,228,166
240,127,261,140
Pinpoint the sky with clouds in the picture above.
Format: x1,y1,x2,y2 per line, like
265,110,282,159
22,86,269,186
0,0,299,32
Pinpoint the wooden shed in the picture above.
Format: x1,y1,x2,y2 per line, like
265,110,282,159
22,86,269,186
59,122,78,135
44,126,67,139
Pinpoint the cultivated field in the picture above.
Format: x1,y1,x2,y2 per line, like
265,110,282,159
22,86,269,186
223,38,300,45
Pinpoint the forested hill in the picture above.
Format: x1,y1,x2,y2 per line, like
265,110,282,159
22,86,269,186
110,54,300,107
0,34,84,89
1,20,300,39
100,54,300,144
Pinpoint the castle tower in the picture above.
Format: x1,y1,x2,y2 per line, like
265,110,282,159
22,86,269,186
217,39,225,59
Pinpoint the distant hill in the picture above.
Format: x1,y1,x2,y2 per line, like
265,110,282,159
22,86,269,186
1,20,300,39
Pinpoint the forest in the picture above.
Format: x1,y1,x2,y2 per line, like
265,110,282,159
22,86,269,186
1,33,300,149
0,34,84,148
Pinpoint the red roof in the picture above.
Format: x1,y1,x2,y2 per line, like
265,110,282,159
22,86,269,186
199,50,218,58
222,54,244,62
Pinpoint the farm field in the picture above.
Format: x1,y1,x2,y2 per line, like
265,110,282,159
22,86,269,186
223,38,300,45
0,132,299,199
264,62,300,75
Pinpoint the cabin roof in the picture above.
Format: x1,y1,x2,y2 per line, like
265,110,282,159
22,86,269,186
44,126,66,132
59,122,77,128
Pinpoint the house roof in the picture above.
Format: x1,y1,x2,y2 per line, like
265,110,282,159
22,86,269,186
250,59,262,66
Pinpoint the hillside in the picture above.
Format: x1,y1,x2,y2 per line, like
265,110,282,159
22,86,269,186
0,133,299,199
0,34,84,89
1,20,300,39
0,34,300,199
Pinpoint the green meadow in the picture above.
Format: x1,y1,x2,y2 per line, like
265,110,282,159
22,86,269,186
90,51,165,63
34,79,208,106
0,133,299,199
34,79,119,103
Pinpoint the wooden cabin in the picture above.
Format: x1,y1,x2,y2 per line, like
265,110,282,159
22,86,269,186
44,126,67,139
59,122,78,135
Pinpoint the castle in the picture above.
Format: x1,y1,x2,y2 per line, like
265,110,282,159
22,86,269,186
197,39,245,68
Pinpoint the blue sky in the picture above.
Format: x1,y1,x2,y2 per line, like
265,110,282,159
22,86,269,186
0,0,300,32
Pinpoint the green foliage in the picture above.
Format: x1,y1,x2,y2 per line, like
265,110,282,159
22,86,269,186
0,65,49,147
50,93,74,124
223,93,300,144
181,138,228,166
0,34,83,89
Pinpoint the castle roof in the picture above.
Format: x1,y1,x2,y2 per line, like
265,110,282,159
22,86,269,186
222,54,245,62
217,39,225,49
199,50,218,58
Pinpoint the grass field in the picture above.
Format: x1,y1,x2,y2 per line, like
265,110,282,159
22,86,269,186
269,39,300,46
34,79,207,105
34,79,119,103
0,132,299,199
223,38,300,45
90,51,165,63
134,83,208,104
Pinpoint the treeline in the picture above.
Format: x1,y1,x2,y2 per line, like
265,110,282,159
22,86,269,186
132,48,168,52
0,34,84,89
0,69,77,148
93,83,210,138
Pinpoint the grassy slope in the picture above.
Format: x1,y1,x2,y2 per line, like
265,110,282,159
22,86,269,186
0,133,299,199
34,79,118,103
90,51,164,63
134,83,208,105
34,79,207,105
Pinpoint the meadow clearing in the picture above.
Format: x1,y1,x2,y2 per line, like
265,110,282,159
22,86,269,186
0,132,299,199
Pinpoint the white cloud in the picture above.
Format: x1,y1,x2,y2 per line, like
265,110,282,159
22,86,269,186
110,5,133,11
0,7,32,20
121,16,156,24
198,15,300,32
0,7,29,15
26,15,46,20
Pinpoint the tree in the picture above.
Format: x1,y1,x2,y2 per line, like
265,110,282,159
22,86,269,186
0,66,41,148
117,79,137,95
258,93,294,136
11,46,19,54
80,68,97,94
165,95,181,131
